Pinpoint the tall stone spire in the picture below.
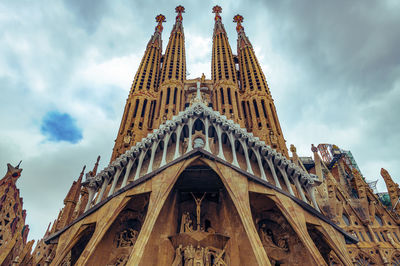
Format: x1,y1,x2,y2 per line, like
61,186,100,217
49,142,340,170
155,6,187,125
111,15,166,161
211,6,243,126
56,165,86,230
234,14,288,156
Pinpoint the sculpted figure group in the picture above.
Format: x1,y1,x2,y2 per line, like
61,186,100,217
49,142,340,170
115,228,139,248
172,244,226,266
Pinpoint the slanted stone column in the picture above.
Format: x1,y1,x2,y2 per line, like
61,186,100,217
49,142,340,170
186,117,194,153
108,165,122,197
134,149,147,181
160,133,171,167
292,171,308,202
147,140,160,174
228,132,239,167
121,157,134,188
204,118,211,152
97,169,114,203
252,147,267,181
173,124,183,160
239,139,254,174
277,163,294,196
84,175,98,212
265,156,281,189
215,125,226,160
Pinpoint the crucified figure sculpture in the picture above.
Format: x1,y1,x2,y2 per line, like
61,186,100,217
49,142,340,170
191,192,206,231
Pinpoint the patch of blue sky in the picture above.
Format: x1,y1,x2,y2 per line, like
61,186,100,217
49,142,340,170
40,111,83,143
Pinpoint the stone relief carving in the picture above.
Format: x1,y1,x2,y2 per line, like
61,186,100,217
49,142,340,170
170,192,228,266
105,208,146,266
258,220,289,253
172,244,227,266
180,211,194,233
115,228,139,248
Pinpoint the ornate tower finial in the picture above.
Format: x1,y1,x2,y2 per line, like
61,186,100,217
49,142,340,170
155,14,166,33
212,5,222,21
175,5,185,22
233,14,244,32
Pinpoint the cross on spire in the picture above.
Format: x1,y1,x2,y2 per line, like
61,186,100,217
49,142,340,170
155,14,166,33
212,5,222,21
233,14,244,33
175,5,185,22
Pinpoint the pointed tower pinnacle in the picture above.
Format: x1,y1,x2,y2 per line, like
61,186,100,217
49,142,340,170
381,168,400,212
156,6,187,125
211,6,243,126
111,15,165,161
234,14,288,157
56,165,86,230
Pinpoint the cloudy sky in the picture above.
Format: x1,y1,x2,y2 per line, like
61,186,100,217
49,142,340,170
1,0,399,243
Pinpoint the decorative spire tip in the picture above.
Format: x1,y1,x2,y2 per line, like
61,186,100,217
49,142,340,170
175,5,185,22
212,5,222,21
233,14,244,32
155,14,166,33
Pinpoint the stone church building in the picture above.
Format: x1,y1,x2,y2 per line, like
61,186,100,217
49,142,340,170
1,5,400,266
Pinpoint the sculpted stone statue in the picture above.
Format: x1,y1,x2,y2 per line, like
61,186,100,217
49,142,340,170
172,245,183,266
193,245,205,266
191,192,206,231
184,245,195,266
180,212,193,233
115,228,139,248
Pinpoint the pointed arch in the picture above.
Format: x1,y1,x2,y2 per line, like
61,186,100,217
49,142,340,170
58,223,96,266
85,194,149,265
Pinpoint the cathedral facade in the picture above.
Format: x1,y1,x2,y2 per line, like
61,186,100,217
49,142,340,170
2,5,400,266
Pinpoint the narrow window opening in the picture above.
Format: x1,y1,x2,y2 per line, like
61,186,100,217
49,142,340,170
148,100,155,128
140,99,148,118
133,99,140,117
166,87,171,105
253,99,260,118
173,87,177,105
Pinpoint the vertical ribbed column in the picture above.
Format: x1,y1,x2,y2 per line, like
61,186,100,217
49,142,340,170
234,14,288,157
